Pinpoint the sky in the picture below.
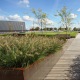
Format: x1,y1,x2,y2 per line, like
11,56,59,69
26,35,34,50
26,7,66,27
0,0,80,29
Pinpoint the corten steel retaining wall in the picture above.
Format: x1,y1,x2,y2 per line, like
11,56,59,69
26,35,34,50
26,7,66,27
0,69,24,80
0,53,63,80
23,50,64,80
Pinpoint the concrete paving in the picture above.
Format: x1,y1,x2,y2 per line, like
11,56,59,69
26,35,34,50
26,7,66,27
44,33,80,80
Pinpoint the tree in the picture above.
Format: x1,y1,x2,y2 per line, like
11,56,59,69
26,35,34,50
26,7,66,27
30,27,34,31
35,27,40,31
73,27,77,31
49,28,53,31
58,27,62,30
32,8,47,31
54,27,57,30
55,6,73,31
43,27,53,31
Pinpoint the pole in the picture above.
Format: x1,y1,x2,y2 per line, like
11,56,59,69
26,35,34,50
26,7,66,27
33,21,34,31
66,25,67,39
40,19,43,34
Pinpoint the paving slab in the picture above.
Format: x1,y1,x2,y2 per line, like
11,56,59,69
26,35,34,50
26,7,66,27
45,76,69,80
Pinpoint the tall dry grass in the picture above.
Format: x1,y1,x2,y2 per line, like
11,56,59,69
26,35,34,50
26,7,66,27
0,35,64,68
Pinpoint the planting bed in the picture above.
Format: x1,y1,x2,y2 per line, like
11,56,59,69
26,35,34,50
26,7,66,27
0,35,66,80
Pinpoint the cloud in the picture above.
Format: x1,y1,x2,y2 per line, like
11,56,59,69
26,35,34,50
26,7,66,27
70,13,77,19
23,15,34,21
7,14,23,21
38,18,55,25
46,19,55,25
77,8,80,11
0,16,5,20
0,15,8,20
18,0,30,7
41,18,56,26
0,14,35,22
31,23,39,28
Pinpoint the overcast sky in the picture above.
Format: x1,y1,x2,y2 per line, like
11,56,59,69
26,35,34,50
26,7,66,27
0,0,80,29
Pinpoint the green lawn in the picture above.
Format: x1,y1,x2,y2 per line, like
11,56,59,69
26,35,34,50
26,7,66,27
27,31,78,38
0,31,77,38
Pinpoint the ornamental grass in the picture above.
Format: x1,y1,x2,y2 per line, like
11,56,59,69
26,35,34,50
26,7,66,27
0,35,64,68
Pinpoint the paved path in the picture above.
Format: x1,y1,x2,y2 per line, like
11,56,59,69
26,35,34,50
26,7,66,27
44,33,80,80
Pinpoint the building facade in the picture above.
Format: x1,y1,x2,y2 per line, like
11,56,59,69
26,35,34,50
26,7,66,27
0,21,26,33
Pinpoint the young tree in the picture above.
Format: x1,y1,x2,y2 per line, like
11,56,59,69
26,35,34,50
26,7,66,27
55,6,73,31
32,8,47,31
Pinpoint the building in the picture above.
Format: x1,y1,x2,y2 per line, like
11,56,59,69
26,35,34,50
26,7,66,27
0,21,26,33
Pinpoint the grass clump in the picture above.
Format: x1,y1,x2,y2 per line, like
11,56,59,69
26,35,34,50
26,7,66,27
0,35,64,68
